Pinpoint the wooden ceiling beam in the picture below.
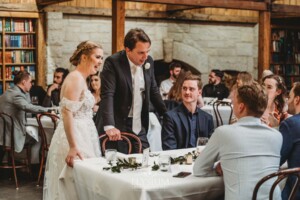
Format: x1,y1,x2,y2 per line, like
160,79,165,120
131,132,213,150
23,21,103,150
125,0,268,11
271,4,300,16
37,0,73,6
166,5,200,12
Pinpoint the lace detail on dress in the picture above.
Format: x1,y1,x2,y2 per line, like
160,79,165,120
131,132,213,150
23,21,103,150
59,90,95,119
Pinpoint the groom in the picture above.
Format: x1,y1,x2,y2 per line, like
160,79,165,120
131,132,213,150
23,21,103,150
95,28,166,153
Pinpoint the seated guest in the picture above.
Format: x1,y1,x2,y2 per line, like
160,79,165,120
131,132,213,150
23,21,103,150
162,74,214,150
168,70,204,108
279,82,300,200
261,74,288,127
160,62,182,100
193,83,282,200
202,69,229,100
42,67,69,107
88,72,101,116
0,71,49,154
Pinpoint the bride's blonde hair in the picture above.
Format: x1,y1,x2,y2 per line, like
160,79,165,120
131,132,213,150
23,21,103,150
69,40,103,66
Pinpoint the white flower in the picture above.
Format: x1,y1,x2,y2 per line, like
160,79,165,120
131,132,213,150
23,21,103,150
144,63,150,70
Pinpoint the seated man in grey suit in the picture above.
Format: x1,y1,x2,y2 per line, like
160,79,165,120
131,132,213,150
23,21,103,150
0,70,49,160
193,83,282,200
161,74,214,150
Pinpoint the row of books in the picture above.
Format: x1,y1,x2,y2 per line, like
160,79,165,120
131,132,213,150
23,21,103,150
0,82,15,95
4,35,35,48
272,53,300,63
0,50,35,63
4,65,36,80
3,19,34,32
270,64,300,76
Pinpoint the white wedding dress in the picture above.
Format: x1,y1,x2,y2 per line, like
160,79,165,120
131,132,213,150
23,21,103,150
43,89,101,200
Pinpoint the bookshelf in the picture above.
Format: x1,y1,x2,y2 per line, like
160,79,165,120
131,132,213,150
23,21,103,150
270,27,300,89
0,16,38,95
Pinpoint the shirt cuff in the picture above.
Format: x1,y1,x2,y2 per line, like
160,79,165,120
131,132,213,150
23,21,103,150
104,125,115,131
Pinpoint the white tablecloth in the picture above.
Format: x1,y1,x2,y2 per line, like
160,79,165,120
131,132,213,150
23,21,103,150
26,117,57,163
72,148,224,200
201,105,232,128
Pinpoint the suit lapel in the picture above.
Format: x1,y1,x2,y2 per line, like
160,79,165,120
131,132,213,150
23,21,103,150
120,51,133,93
196,111,203,137
177,105,190,147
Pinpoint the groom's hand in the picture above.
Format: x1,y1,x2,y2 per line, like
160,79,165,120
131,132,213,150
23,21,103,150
106,128,121,141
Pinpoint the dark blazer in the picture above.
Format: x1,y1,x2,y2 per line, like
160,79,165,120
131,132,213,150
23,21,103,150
95,50,166,134
162,103,214,150
279,114,300,200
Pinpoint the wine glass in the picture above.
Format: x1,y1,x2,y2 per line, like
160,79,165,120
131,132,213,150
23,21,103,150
196,137,208,154
31,96,39,105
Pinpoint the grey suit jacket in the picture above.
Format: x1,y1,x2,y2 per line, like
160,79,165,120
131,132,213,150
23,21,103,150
193,116,282,200
0,86,48,152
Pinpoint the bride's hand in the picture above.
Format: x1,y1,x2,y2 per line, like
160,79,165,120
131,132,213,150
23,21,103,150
65,147,83,167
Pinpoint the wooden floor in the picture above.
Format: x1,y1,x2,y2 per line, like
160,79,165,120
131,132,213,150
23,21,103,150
0,168,43,200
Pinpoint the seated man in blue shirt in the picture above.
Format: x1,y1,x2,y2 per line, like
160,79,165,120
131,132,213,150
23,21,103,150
280,82,300,200
193,83,282,200
161,74,214,150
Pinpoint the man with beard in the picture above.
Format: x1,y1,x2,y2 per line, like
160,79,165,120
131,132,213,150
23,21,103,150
160,62,182,100
279,82,300,200
202,69,229,100
161,74,213,150
42,67,69,107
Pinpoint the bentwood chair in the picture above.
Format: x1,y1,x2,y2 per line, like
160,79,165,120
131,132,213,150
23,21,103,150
36,112,59,186
252,167,300,200
99,132,142,155
212,100,233,127
0,112,32,189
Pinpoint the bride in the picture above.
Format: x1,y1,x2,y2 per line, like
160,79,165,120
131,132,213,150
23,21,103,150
43,41,103,200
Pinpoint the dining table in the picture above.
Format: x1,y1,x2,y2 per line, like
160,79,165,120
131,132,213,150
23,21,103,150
71,148,224,200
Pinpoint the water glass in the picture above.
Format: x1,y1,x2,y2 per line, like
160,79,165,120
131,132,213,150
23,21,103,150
159,155,170,172
31,96,39,105
105,149,117,164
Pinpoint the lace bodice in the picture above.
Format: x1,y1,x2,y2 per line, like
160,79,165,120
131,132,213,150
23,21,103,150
59,89,95,119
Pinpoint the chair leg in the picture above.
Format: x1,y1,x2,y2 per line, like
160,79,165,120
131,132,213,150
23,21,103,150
26,147,32,178
10,152,19,190
37,150,45,187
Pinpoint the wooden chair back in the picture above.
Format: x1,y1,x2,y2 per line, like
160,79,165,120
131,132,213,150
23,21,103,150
36,112,59,186
252,167,300,200
99,132,142,155
0,112,31,189
212,100,233,127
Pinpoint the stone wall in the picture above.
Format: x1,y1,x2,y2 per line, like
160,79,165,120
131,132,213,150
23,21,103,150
46,12,258,85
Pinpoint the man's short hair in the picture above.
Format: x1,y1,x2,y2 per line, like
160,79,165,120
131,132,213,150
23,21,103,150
211,69,224,79
124,28,151,50
169,62,182,71
236,83,267,117
183,74,202,89
13,70,30,84
293,82,300,97
55,67,69,81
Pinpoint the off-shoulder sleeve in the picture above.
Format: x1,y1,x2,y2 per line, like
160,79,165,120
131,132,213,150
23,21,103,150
60,97,84,112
